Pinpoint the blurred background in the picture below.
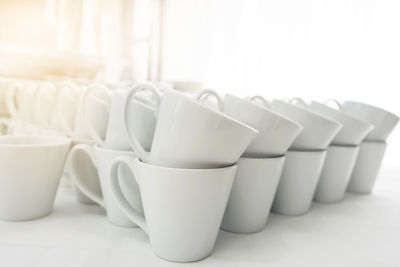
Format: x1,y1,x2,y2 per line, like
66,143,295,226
0,0,398,164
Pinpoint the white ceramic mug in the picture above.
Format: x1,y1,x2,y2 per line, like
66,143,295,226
223,94,303,157
221,156,285,233
347,141,387,194
314,145,360,202
83,85,158,150
304,100,374,146
69,144,142,227
5,81,25,119
109,156,236,262
341,101,399,142
124,83,259,168
269,100,342,150
34,82,58,129
0,136,70,221
272,150,327,216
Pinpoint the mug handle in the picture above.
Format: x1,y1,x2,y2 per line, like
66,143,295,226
109,155,148,234
249,95,271,108
34,82,57,128
81,83,112,146
69,144,105,208
55,81,81,135
195,89,223,110
324,99,342,110
5,82,23,118
289,97,308,107
123,82,161,163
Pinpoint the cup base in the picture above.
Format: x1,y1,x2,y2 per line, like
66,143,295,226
0,209,52,222
152,248,212,263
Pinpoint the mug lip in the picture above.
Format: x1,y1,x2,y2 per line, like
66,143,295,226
134,157,238,172
343,101,399,121
94,145,137,155
224,94,303,130
310,101,374,129
272,99,343,127
166,89,259,135
0,135,71,148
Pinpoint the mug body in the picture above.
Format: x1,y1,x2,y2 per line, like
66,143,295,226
221,156,285,233
223,94,302,157
347,141,387,194
0,136,70,220
107,91,156,150
309,101,374,146
134,159,236,262
342,101,399,142
270,100,342,150
150,90,258,168
314,145,359,202
94,146,142,227
272,150,327,216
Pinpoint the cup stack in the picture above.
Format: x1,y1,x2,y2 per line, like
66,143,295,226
296,100,374,203
108,83,258,262
268,100,342,215
68,83,158,227
340,101,399,194
211,93,302,233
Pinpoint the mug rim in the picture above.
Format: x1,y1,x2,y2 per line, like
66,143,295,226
166,89,259,135
224,94,303,130
343,101,399,121
0,135,71,148
134,157,238,172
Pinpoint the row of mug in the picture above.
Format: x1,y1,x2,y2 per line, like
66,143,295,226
1,81,399,262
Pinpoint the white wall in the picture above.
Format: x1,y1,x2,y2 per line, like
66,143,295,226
161,0,400,166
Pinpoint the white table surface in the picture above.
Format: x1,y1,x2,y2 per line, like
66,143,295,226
0,165,399,267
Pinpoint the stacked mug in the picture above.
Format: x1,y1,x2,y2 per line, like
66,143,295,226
333,101,399,194
290,99,374,202
68,82,150,226
253,98,343,216
104,82,258,262
194,90,303,233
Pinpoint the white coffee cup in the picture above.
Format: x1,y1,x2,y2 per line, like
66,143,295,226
69,144,142,227
83,85,158,150
221,156,285,233
5,81,25,119
33,82,59,129
109,156,236,262
272,150,327,216
269,100,342,150
314,145,360,203
341,101,399,142
124,83,259,168
8,82,39,123
347,141,387,194
223,94,303,157
0,136,70,221
301,100,374,146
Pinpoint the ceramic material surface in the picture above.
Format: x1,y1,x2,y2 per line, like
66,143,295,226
314,145,360,202
221,156,285,233
272,150,327,216
69,145,142,227
341,101,399,142
223,94,302,157
308,101,374,146
270,100,342,150
0,136,70,221
347,141,387,194
109,157,236,262
124,83,259,168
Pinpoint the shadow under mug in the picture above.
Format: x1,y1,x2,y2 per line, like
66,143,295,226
109,156,237,262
